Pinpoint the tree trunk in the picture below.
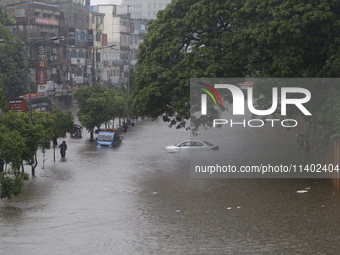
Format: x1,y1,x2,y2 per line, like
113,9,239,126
53,144,56,162
31,153,38,176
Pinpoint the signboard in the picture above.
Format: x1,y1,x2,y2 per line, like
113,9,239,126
120,25,130,33
38,70,46,84
69,27,75,45
102,34,107,46
38,46,47,68
74,76,84,84
38,81,54,93
34,17,59,26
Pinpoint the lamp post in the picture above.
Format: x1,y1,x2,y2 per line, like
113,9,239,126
0,36,63,122
92,44,116,84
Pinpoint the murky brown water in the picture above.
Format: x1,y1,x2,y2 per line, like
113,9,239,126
1,114,340,254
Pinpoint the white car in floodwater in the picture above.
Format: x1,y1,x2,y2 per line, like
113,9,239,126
165,140,219,152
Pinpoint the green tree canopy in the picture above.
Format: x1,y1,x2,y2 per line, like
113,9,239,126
132,0,340,136
0,5,28,98
73,83,128,140
0,109,75,199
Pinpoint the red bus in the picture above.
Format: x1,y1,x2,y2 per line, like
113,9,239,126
7,93,52,113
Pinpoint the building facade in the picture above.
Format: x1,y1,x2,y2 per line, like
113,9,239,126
121,0,170,19
2,0,148,106
5,1,66,106
91,4,148,87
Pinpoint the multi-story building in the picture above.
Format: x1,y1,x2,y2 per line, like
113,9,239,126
91,4,148,86
56,2,91,87
0,0,87,8
90,4,127,86
88,9,105,83
121,0,170,19
5,1,66,106
3,1,92,107
1,0,149,104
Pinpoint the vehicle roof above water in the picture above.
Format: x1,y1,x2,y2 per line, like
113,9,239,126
98,129,121,134
177,140,214,146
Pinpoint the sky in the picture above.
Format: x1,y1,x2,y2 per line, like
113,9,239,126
91,0,123,5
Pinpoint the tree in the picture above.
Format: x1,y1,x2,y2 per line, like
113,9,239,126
0,88,8,114
0,111,55,176
0,108,74,198
73,83,127,140
132,0,340,137
0,5,28,98
0,125,28,199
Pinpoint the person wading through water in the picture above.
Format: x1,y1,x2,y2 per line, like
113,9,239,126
59,141,67,157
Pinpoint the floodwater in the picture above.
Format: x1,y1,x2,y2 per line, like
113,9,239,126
1,114,340,255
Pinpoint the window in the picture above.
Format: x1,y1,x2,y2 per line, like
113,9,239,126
92,16,95,23
121,35,129,46
15,8,26,17
96,32,101,42
79,31,86,41
71,49,77,58
78,49,85,58
121,53,128,60
179,142,191,147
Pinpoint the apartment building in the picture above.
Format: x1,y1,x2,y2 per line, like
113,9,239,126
90,4,148,86
1,0,148,103
121,0,170,19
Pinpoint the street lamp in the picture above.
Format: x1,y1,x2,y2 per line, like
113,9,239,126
92,44,117,84
0,36,63,121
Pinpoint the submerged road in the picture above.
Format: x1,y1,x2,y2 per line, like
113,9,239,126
1,115,340,254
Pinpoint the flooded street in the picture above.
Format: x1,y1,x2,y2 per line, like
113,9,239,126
1,115,340,254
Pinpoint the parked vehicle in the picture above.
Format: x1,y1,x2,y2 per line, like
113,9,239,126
165,140,219,152
7,93,52,113
96,129,123,148
70,124,83,138
117,122,128,132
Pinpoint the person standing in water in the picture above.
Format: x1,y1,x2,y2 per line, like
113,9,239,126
59,141,67,157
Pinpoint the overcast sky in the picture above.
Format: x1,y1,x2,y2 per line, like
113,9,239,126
91,0,122,5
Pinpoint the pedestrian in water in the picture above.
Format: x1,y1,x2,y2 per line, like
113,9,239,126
59,141,67,157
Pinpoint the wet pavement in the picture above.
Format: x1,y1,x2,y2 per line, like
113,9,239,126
1,114,340,255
